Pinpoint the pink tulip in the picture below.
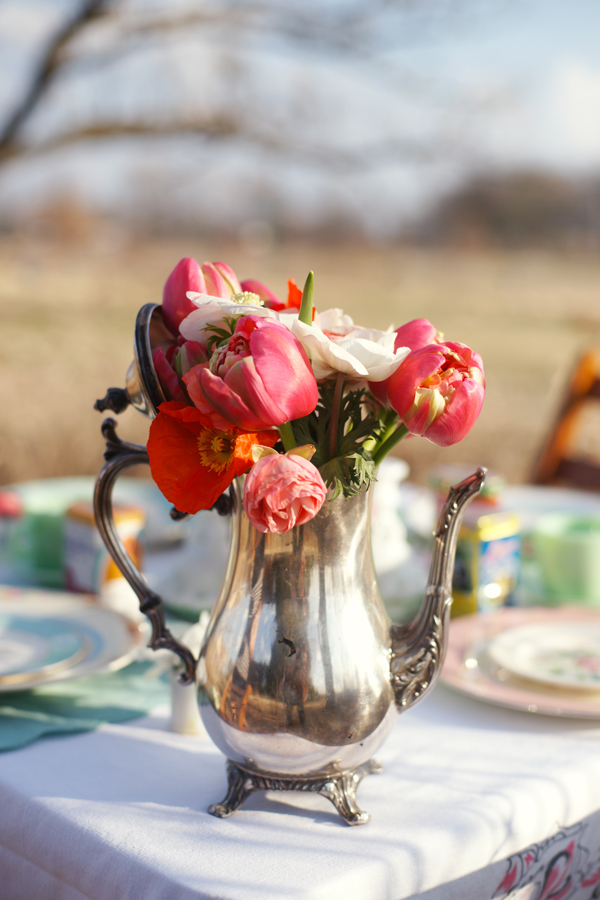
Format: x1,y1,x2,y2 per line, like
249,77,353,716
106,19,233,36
243,453,327,533
240,278,285,310
186,315,319,431
153,347,187,402
162,258,207,335
387,341,485,447
162,259,247,334
153,340,209,403
369,318,441,406
182,364,239,431
394,318,440,351
202,261,243,298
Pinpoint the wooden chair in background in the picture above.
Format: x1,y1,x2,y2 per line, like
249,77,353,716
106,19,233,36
531,349,600,490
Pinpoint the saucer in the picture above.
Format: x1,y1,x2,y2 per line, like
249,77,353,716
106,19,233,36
442,606,600,718
488,622,600,690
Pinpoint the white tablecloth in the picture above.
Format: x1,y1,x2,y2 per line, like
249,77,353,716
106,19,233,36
2,682,600,900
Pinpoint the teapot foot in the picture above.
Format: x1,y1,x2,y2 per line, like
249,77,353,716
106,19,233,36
209,758,382,826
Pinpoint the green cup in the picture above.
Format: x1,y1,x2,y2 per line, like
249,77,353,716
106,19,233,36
532,513,600,605
7,478,96,588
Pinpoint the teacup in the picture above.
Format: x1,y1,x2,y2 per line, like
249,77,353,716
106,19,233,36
532,513,600,605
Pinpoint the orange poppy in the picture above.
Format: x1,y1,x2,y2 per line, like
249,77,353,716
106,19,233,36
286,278,303,308
147,401,278,513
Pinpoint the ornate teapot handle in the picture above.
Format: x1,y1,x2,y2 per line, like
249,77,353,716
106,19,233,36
93,418,197,684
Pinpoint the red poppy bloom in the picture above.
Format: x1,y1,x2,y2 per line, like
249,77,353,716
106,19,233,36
147,401,278,513
286,278,303,309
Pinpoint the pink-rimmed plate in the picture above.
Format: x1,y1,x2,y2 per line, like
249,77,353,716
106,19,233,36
441,606,600,718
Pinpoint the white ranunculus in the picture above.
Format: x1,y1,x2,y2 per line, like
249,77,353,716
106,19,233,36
179,292,292,342
316,308,355,334
292,317,410,382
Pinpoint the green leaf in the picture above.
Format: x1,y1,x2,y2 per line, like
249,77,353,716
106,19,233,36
319,452,377,500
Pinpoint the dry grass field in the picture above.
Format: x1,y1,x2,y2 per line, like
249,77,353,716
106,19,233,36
1,233,600,489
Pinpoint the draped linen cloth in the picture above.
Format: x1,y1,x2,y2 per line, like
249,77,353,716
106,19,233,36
1,684,600,900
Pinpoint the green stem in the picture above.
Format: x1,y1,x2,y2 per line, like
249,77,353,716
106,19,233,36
298,271,314,326
328,372,345,460
372,423,409,467
278,421,296,452
363,408,398,454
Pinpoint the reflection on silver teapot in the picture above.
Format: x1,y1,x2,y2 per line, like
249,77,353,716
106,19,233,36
94,303,485,825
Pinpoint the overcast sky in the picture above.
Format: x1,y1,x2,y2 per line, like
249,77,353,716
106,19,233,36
0,0,599,236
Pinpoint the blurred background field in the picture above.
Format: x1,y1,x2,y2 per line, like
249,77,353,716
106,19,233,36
2,0,600,491
2,232,600,488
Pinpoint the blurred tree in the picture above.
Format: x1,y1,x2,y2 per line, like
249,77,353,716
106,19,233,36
0,0,508,238
0,0,492,167
418,170,600,250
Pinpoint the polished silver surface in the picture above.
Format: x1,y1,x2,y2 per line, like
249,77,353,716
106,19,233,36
390,468,486,710
197,479,397,781
93,418,197,683
198,470,485,788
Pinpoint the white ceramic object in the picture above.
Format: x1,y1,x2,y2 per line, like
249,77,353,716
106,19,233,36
488,622,600,690
169,613,210,735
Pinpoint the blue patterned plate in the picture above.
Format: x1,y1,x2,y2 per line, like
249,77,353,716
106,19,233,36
0,588,147,692
0,614,89,685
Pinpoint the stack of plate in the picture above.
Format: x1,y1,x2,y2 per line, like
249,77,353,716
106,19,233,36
442,606,600,718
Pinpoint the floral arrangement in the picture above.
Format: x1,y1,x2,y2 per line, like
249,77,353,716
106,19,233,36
147,258,485,534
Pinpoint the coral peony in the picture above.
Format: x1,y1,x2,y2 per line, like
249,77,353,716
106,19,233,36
243,453,327,533
393,318,441,352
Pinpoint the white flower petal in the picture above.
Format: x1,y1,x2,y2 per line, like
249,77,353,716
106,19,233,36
317,308,355,332
337,336,410,382
292,320,368,379
179,299,281,342
293,319,410,381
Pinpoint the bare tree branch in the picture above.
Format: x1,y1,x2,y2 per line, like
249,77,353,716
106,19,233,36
0,0,113,161
62,1,442,73
0,0,476,173
4,116,442,171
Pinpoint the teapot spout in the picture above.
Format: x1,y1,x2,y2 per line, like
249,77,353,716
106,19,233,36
390,467,486,711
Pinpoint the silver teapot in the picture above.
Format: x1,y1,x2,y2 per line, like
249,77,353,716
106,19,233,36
94,304,485,825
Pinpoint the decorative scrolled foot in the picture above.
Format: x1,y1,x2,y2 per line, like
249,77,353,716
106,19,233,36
319,760,382,826
208,759,381,825
208,760,256,818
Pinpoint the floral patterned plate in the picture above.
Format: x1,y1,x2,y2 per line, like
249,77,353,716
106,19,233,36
488,622,600,690
442,606,600,718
